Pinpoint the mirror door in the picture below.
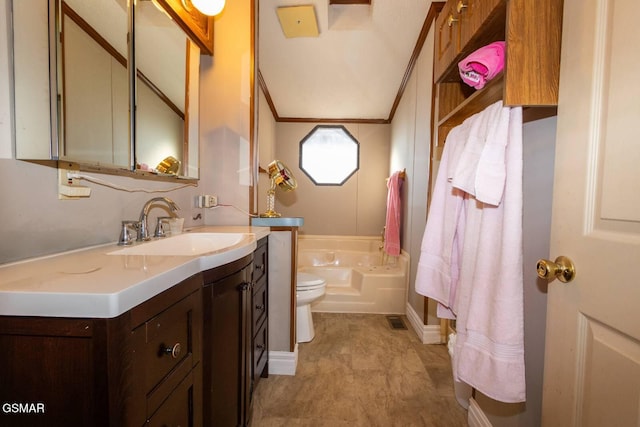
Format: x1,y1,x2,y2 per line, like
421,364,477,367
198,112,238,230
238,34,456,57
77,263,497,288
134,0,190,176
59,0,129,168
13,0,200,179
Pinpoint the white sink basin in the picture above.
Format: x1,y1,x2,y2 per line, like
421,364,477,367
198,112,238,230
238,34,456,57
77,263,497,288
108,233,251,256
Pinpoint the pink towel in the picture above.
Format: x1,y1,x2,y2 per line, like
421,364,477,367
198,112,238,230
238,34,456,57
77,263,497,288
383,171,403,256
458,41,506,90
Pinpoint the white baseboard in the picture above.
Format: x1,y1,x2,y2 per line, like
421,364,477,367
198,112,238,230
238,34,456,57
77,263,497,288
405,302,442,344
468,398,493,427
267,345,298,376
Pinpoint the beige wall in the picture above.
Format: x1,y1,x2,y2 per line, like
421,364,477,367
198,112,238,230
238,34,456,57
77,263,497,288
199,0,253,226
257,86,276,216
272,122,389,236
389,23,435,324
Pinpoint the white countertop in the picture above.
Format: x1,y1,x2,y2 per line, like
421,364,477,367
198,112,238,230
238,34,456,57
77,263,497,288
0,226,270,318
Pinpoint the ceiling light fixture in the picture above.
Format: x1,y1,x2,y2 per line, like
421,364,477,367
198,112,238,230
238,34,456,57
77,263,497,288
183,0,225,16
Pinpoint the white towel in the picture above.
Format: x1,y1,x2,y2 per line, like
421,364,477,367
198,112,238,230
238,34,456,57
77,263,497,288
453,106,525,403
416,102,525,403
414,124,467,316
451,101,511,206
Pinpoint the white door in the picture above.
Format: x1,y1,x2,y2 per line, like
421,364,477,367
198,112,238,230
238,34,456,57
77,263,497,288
541,0,640,425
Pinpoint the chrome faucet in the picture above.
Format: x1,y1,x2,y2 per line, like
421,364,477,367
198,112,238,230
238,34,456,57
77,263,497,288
138,197,180,241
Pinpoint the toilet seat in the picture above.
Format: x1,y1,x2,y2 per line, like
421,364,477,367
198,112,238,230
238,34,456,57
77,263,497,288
297,272,326,290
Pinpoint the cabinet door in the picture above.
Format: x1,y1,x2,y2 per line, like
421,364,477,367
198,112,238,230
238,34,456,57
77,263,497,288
205,266,252,427
146,365,202,427
0,319,104,427
458,0,503,49
434,0,462,82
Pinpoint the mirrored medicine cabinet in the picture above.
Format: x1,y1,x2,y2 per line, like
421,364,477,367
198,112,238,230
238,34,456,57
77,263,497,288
13,0,202,180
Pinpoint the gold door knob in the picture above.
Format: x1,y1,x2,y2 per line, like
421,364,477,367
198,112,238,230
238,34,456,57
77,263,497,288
447,14,459,27
456,0,467,13
536,256,576,283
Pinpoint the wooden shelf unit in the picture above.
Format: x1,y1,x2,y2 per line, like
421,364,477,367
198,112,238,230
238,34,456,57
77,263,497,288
434,0,563,146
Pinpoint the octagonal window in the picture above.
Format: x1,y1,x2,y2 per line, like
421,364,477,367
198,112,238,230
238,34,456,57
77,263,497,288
299,125,359,185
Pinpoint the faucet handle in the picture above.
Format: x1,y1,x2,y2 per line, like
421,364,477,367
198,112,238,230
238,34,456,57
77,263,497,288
154,216,172,238
118,220,139,246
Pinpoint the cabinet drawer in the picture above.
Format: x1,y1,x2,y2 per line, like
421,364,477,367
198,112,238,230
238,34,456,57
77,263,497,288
146,364,202,427
252,278,268,332
134,289,202,396
253,319,268,384
252,239,268,284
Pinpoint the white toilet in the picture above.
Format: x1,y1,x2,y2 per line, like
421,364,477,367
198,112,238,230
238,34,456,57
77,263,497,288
296,272,327,343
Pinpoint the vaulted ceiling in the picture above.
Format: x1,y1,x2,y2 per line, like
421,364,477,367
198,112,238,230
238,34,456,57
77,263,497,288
258,0,435,122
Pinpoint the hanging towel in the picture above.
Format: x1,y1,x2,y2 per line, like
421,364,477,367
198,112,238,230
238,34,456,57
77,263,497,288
415,121,470,316
416,101,525,403
451,100,511,206
383,171,403,256
458,41,506,90
453,106,525,403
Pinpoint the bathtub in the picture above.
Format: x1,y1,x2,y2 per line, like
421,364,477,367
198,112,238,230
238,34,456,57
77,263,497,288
297,235,408,314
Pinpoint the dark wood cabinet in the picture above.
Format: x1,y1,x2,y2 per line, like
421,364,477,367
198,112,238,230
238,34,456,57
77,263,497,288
0,273,203,427
202,237,269,427
0,237,269,427
251,237,269,393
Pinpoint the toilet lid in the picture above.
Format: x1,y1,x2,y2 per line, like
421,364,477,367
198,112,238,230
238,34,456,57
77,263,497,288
297,272,326,288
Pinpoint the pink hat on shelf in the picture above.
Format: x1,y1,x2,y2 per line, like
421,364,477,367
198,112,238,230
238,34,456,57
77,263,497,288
458,41,506,90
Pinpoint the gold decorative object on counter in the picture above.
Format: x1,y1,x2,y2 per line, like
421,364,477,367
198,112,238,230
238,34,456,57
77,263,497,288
156,156,181,175
260,160,297,218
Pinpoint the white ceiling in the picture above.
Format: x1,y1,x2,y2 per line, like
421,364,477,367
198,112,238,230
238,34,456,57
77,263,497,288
258,0,433,121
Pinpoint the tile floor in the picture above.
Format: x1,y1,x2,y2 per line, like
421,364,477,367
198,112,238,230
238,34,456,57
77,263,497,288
251,313,468,426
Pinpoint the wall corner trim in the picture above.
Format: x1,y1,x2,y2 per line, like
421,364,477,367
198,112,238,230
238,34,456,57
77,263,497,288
267,345,298,376
406,302,442,344
468,398,494,427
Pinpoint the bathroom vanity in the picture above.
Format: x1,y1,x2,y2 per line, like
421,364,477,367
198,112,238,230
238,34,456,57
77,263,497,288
0,227,269,427
203,236,268,426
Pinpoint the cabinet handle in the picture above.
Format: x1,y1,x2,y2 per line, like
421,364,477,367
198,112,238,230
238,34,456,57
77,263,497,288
162,343,182,359
447,14,458,27
255,304,265,310
256,344,265,350
256,264,265,272
456,0,467,14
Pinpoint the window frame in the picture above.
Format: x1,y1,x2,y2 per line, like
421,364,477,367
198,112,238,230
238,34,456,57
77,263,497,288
298,125,360,186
